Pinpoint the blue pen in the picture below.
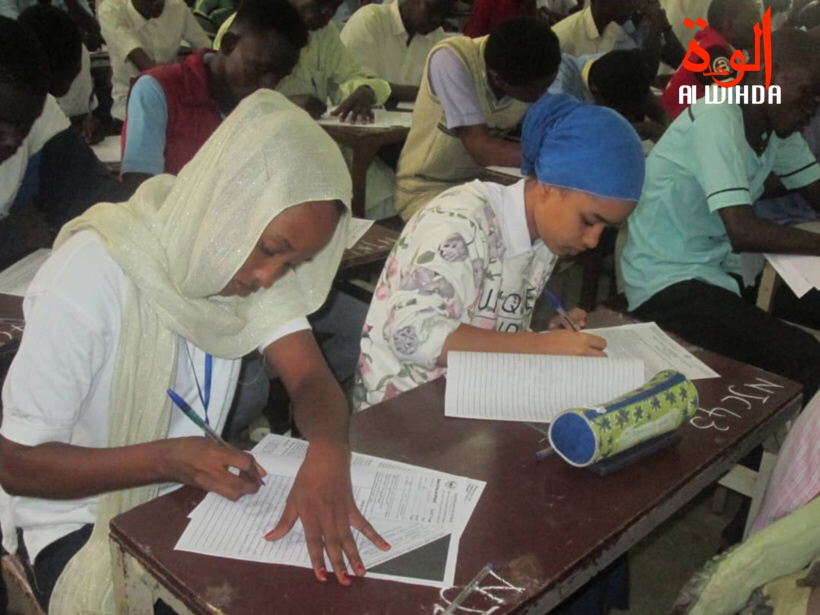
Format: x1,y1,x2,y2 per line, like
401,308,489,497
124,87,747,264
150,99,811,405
167,389,266,486
544,290,579,332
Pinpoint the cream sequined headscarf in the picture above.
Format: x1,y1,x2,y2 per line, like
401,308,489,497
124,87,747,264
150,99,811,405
48,90,352,614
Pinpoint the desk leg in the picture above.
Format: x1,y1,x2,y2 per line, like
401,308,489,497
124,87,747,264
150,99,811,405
111,539,155,614
110,538,196,614
349,142,383,219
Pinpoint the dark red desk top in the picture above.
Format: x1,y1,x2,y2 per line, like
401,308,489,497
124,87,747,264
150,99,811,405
110,311,802,614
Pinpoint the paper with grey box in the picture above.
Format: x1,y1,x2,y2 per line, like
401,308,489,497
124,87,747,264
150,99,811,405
177,435,485,588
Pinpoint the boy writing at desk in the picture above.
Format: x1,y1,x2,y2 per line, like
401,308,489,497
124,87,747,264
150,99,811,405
0,91,389,613
394,18,561,221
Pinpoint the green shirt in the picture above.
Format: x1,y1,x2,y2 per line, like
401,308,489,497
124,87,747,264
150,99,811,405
622,96,820,310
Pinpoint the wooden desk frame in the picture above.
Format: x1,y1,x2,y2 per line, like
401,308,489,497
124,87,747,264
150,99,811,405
321,125,408,218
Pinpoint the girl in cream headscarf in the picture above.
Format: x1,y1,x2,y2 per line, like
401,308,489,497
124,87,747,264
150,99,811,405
0,89,388,614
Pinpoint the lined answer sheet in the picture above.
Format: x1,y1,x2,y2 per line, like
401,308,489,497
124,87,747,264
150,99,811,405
585,322,719,380
318,108,413,129
445,353,644,422
176,435,485,588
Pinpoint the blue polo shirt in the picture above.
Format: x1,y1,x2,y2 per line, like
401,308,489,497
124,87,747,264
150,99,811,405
622,94,820,310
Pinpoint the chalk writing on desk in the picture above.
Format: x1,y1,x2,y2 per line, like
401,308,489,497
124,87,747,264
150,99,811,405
344,237,397,259
0,322,25,347
692,377,784,431
434,569,525,615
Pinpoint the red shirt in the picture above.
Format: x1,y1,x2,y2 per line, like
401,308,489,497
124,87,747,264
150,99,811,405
463,0,538,37
661,26,734,119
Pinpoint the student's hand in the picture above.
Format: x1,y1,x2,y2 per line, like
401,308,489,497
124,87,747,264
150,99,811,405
539,330,607,357
289,95,328,120
547,307,588,331
331,86,376,124
80,114,104,146
264,440,390,586
160,437,264,501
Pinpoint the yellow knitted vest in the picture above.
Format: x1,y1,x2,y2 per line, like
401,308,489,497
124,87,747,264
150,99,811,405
394,36,530,220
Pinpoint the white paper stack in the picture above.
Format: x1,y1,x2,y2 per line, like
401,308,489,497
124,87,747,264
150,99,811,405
176,435,485,588
584,322,719,380
445,352,645,423
345,218,375,249
764,254,820,298
318,108,413,129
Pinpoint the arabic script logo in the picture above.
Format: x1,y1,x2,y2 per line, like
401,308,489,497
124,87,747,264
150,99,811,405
682,6,773,88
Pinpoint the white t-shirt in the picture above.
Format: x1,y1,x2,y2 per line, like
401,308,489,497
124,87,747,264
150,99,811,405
551,6,637,56
99,0,211,120
0,96,70,217
340,2,454,87
0,231,307,561
56,45,97,118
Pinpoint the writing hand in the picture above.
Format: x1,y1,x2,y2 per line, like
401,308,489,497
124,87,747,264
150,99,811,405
160,437,264,501
539,330,607,357
331,87,376,124
547,307,587,331
264,440,390,585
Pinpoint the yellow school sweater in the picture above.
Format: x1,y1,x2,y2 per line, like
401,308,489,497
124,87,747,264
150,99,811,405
394,36,529,221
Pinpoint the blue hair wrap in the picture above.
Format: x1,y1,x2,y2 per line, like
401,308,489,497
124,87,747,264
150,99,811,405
521,94,645,202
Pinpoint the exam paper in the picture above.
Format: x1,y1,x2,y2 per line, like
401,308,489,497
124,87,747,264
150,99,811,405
764,253,820,298
318,108,413,129
90,135,121,164
0,249,51,297
445,352,644,422
485,166,524,179
584,322,719,380
177,435,485,588
346,218,375,249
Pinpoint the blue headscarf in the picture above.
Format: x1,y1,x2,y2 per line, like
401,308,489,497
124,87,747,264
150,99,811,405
521,94,645,202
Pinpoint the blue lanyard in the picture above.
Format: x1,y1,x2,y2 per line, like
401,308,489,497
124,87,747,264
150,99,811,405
189,352,213,426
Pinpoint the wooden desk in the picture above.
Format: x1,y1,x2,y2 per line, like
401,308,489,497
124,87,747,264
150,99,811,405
339,222,400,281
322,124,409,218
109,310,802,614
0,294,24,350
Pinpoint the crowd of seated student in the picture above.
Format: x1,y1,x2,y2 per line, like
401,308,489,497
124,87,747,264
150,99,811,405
0,17,129,271
99,0,212,125
2,0,820,611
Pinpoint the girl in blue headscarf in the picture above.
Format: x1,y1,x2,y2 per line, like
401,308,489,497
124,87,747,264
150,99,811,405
354,94,646,411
